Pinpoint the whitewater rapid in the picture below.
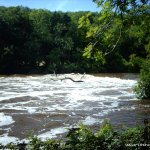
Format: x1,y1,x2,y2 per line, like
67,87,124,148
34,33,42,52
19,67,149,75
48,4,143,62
0,73,146,145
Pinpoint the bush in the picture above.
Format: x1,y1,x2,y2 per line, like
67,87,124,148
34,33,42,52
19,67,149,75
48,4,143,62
65,124,96,150
134,59,150,99
127,54,144,72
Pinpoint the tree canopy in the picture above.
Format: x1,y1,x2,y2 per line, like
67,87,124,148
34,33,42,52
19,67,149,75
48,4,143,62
0,5,149,75
93,0,150,13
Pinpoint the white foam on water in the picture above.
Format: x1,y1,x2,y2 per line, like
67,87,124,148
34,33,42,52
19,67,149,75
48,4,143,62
27,107,37,114
0,134,19,146
0,95,25,101
38,127,68,140
80,116,103,125
0,74,138,114
0,113,15,127
108,101,119,108
0,74,139,143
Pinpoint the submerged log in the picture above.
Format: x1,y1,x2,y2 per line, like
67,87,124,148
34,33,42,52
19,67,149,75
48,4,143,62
60,77,84,82
51,77,84,82
49,76,84,82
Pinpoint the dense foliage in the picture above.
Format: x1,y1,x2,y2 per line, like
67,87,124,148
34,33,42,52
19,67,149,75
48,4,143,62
79,4,150,71
93,0,150,13
0,6,149,74
134,59,150,99
1,122,150,150
0,6,91,74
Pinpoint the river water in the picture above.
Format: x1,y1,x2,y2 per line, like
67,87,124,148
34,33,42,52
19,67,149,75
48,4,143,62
0,73,150,145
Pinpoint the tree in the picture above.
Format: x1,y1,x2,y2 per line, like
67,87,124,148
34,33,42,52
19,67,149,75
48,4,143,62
29,9,53,71
93,0,150,14
78,0,149,72
92,0,150,98
78,4,123,71
0,6,34,73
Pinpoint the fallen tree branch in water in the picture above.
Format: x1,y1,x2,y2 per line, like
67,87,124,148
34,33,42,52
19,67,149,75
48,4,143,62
50,77,84,82
60,77,84,82
49,74,85,82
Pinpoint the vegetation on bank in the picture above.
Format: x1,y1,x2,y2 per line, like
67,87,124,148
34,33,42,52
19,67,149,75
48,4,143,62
134,59,150,99
0,121,150,150
0,4,149,74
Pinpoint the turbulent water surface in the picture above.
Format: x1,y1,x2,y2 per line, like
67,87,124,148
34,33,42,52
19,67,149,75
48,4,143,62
0,73,150,145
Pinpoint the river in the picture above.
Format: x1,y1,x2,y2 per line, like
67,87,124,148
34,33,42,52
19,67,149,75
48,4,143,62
0,73,150,145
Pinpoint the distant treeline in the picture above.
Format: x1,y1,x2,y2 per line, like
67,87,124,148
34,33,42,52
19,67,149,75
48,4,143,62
0,6,149,74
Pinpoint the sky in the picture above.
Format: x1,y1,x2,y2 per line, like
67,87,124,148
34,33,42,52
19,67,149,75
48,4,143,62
0,0,100,12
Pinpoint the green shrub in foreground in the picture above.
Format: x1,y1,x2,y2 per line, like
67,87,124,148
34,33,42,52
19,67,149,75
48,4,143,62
1,121,150,150
134,59,150,99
